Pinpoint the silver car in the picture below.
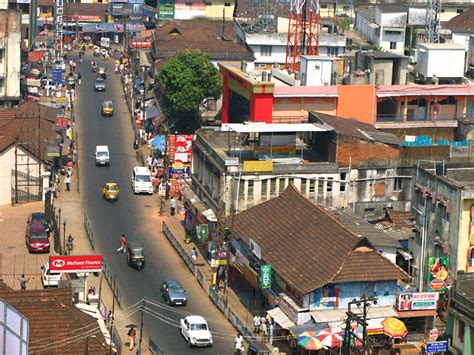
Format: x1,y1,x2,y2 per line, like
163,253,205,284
94,78,105,91
161,279,187,306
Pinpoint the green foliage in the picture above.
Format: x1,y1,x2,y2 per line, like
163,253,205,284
340,17,350,32
158,50,222,132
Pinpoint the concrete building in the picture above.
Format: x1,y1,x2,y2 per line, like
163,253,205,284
0,10,21,108
411,165,474,292
300,56,339,86
415,43,466,81
233,16,346,70
444,7,474,75
447,271,474,355
351,50,410,85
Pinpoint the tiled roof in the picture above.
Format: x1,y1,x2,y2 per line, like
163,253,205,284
332,246,409,283
0,101,60,160
232,184,408,294
0,282,108,354
64,3,108,18
152,20,254,61
444,7,474,32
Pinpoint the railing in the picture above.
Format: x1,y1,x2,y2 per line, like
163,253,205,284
376,113,472,123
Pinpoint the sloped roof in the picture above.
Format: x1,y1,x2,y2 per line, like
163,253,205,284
444,7,474,32
232,185,409,294
332,246,408,283
64,3,108,19
0,282,108,354
152,20,254,61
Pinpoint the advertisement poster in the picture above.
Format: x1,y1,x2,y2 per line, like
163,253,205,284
167,134,193,163
397,292,439,311
320,285,340,308
427,256,449,292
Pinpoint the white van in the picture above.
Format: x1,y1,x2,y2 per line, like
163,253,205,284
131,166,153,194
41,263,62,288
95,145,110,166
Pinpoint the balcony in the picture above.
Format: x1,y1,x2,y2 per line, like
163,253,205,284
375,113,467,128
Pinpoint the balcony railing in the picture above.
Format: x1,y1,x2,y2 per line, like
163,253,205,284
376,113,472,123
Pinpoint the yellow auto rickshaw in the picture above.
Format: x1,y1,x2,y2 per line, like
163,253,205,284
102,182,119,202
101,100,113,117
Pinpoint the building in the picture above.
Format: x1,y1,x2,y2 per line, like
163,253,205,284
233,16,346,70
415,43,466,82
411,165,474,294
444,7,474,74
351,50,410,85
151,20,254,68
0,101,60,205
157,0,234,21
0,281,109,354
447,271,474,355
228,185,409,332
0,10,21,108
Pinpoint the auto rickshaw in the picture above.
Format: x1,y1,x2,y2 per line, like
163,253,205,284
101,100,113,117
102,182,119,202
126,242,145,270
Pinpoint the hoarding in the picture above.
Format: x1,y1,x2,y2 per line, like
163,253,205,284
159,0,174,19
427,256,448,292
397,292,439,311
130,40,152,48
243,160,273,172
49,255,103,273
260,264,272,289
167,134,193,163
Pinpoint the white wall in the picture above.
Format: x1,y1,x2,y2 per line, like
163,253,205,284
300,57,334,86
379,28,405,54
355,11,377,44
416,46,466,78
452,32,471,51
0,12,21,104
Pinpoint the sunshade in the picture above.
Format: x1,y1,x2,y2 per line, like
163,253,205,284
382,318,408,338
297,331,323,350
317,326,343,348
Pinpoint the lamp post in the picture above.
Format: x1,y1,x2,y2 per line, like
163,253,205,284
58,208,62,253
63,221,67,255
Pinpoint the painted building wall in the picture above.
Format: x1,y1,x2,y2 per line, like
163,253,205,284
204,0,234,20
336,85,376,124
0,11,21,106
309,280,398,310
272,97,337,121
460,199,474,273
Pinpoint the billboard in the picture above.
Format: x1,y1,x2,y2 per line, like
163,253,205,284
397,292,439,311
427,256,448,292
49,255,103,273
167,134,193,163
159,0,174,19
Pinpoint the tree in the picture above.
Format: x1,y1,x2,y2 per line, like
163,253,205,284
158,50,222,132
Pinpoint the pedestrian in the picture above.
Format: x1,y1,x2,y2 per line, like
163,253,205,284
269,321,274,345
146,154,153,171
253,314,261,334
234,333,244,353
191,247,198,264
77,72,82,85
65,175,71,191
260,316,267,338
18,274,30,290
117,234,127,253
72,61,76,73
127,327,136,351
266,313,273,325
170,197,176,216
106,311,113,327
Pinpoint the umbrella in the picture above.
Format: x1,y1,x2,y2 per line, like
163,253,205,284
297,331,324,351
382,318,408,338
125,324,138,329
66,161,74,167
317,326,343,348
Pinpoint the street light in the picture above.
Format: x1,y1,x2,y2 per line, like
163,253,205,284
58,207,62,253
63,221,67,255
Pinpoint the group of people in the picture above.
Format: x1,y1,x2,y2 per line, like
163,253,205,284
253,313,275,344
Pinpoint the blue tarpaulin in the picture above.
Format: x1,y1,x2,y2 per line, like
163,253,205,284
151,135,166,151
146,104,161,119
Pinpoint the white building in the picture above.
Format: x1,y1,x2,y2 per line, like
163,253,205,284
300,56,339,86
444,7,474,74
416,43,466,79
0,11,21,108
233,16,346,70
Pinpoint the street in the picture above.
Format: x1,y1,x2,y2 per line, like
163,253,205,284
75,53,236,354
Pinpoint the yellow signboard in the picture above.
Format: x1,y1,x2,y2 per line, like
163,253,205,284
243,160,273,172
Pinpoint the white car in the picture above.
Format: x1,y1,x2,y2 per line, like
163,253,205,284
180,315,212,347
41,263,62,288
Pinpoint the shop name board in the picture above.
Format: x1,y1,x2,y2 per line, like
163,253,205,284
260,264,272,289
27,51,45,63
426,341,448,352
397,292,439,311
243,160,273,173
67,15,102,22
130,40,153,49
196,224,208,242
49,255,103,273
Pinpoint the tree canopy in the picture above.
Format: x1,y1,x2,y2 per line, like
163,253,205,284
158,50,222,132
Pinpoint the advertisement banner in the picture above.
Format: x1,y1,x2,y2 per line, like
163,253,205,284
260,264,272,289
397,292,439,311
159,0,174,19
167,135,193,163
427,256,448,292
130,40,152,48
27,51,45,62
67,15,102,22
49,255,103,273
196,224,208,242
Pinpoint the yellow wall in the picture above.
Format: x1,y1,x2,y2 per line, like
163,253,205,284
461,200,474,273
205,1,234,20
273,97,337,121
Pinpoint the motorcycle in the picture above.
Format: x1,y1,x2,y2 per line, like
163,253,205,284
115,66,119,74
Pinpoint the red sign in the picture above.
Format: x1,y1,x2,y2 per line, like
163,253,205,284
167,134,193,163
49,255,103,273
55,116,70,129
429,279,446,291
27,51,45,62
130,40,152,49
67,15,102,22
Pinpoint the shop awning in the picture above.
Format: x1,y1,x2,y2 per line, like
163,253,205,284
289,322,328,337
267,307,296,330
311,306,397,324
395,310,437,318
146,104,161,119
202,209,217,222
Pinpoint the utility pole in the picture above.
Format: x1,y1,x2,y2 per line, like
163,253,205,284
138,299,145,354
108,278,116,355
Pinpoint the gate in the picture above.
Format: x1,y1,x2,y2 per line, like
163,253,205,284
11,169,42,204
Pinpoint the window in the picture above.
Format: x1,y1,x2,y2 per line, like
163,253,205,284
260,45,272,57
327,177,333,193
255,63,266,69
458,319,465,342
469,247,474,268
340,173,347,192
261,180,268,201
301,179,307,194
279,178,286,194
247,180,254,207
439,96,456,105
457,9,464,14
328,47,339,56
270,178,277,198
224,2,231,6
385,30,401,35
390,42,397,50
394,177,403,191
320,4,328,8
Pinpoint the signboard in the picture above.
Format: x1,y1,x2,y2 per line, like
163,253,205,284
54,97,68,107
55,116,69,129
169,164,190,180
249,239,262,259
49,255,103,273
167,134,193,163
159,0,174,19
196,224,208,242
27,51,45,62
67,15,102,22
426,341,448,352
225,157,239,166
243,160,273,172
260,264,272,289
46,146,60,157
397,292,439,311
130,40,153,48
427,256,448,291
52,67,63,83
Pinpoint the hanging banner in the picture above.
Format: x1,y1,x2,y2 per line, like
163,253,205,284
397,292,439,311
260,264,272,289
427,256,449,292
196,224,208,242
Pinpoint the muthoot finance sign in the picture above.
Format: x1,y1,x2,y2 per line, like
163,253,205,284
49,255,103,273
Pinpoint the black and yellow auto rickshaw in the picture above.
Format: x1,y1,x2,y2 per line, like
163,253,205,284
126,242,145,270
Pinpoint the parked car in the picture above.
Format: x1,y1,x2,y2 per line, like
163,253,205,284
94,78,106,91
27,212,50,233
41,263,62,288
161,279,187,306
180,316,212,347
25,220,50,253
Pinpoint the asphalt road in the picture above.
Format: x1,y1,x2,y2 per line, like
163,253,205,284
74,53,236,354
